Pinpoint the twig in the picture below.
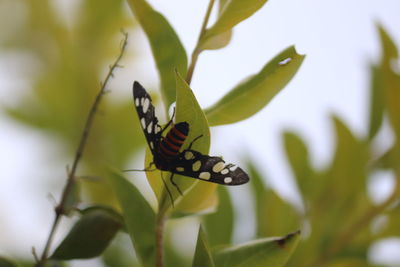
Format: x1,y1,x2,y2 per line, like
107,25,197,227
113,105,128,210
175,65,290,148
155,213,166,267
185,0,215,85
35,31,129,267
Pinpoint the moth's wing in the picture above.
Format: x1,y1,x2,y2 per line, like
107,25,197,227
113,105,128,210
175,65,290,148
170,149,249,185
133,81,162,154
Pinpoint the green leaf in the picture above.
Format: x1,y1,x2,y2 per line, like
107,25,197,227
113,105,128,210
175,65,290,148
205,46,305,126
283,132,314,201
247,162,300,237
192,226,216,267
173,181,218,217
376,25,400,169
108,171,156,267
199,0,269,50
127,0,188,110
214,231,301,267
367,65,384,140
51,206,123,260
147,72,214,215
196,0,233,51
204,187,234,247
0,257,17,267
377,24,398,67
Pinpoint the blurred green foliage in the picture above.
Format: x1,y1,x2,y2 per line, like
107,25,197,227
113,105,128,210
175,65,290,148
1,0,400,266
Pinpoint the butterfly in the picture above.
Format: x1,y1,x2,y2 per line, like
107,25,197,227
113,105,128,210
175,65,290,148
132,81,249,200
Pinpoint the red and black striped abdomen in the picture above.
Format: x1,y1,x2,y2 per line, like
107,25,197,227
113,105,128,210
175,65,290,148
157,122,189,166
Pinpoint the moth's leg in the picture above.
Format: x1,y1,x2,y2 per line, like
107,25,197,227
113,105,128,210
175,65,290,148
161,171,174,207
187,134,203,150
123,162,156,172
170,173,183,196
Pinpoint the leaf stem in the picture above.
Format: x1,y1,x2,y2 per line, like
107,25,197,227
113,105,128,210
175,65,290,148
34,32,129,267
186,0,215,84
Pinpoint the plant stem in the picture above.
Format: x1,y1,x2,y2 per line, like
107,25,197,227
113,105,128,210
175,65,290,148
155,213,166,267
186,0,215,85
154,3,216,266
35,32,128,267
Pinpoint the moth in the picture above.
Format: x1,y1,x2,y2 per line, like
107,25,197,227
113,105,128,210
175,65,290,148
132,81,249,199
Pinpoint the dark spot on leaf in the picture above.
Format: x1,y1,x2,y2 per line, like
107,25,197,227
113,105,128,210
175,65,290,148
276,230,301,248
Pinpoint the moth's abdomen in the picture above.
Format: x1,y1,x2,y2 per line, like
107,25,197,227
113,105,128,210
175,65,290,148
159,122,189,161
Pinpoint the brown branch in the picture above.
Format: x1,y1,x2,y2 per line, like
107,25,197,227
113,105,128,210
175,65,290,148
35,31,129,267
185,0,215,85
155,213,166,267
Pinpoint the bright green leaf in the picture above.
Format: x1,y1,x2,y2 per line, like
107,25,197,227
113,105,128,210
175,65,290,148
214,231,301,267
204,187,234,247
192,226,216,267
199,0,268,50
205,46,305,126
147,72,213,216
108,171,156,267
51,206,123,260
127,0,188,110
196,0,233,51
173,182,218,217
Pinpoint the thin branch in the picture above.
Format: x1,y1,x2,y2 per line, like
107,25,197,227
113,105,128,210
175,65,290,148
185,0,215,85
155,213,166,267
35,31,129,267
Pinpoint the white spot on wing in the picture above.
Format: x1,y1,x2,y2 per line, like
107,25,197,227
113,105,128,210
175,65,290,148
199,172,211,180
147,121,153,134
192,160,201,172
278,57,292,66
229,165,237,172
212,162,225,173
176,167,184,172
221,169,229,175
184,151,194,160
141,118,146,129
142,98,150,113
150,141,154,149
135,98,140,107
224,177,232,184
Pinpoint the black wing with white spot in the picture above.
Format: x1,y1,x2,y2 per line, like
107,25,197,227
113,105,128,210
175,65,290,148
133,81,162,154
170,149,249,185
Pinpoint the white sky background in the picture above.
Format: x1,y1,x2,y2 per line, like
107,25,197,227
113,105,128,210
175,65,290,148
1,0,400,265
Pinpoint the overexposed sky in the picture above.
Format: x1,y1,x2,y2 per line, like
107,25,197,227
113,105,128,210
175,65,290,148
1,0,400,264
